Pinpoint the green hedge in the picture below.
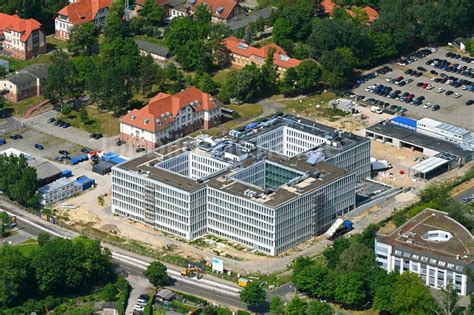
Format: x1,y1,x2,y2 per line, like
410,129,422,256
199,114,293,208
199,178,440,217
117,278,130,315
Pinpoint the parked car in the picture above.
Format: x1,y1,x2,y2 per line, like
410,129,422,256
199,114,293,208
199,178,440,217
136,148,146,153
55,156,64,162
0,138,6,145
34,143,44,150
90,133,103,140
466,100,474,106
116,139,125,146
9,134,23,140
417,66,427,72
423,103,432,109
445,90,454,96
431,104,441,111
47,117,56,124
453,93,462,98
59,150,69,156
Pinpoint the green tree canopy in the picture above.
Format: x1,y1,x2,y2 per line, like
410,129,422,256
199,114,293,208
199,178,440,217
285,296,307,315
239,281,266,307
306,300,334,315
140,0,165,25
0,246,33,308
67,23,98,56
0,153,38,206
144,261,169,287
269,295,285,315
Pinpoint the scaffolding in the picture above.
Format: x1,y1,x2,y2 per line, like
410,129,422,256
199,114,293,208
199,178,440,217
143,184,155,224
312,191,325,235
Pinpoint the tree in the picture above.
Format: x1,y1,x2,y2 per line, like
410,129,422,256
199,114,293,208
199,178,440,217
103,0,125,40
437,284,459,315
140,0,165,26
306,300,334,315
0,246,33,308
79,107,89,123
270,296,285,315
43,50,79,108
466,37,474,57
323,237,350,269
0,154,38,206
100,283,118,301
334,272,368,308
220,64,264,103
194,73,218,95
285,296,307,315
37,232,51,246
320,49,354,89
389,272,436,315
272,0,315,44
137,54,160,95
293,60,321,94
144,261,169,286
239,281,266,307
0,65,6,78
67,23,98,56
336,243,375,273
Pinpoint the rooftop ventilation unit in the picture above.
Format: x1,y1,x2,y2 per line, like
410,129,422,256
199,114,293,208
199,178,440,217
244,189,257,198
238,43,249,50
215,6,224,14
131,115,136,120
278,53,290,61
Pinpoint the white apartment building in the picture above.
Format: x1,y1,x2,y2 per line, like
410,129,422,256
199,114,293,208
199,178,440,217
55,0,112,40
120,86,222,150
375,208,474,296
38,178,82,206
112,114,364,255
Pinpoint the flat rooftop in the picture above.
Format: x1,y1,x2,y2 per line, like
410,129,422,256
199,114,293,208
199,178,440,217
234,114,369,158
116,136,353,208
367,121,472,158
377,208,474,267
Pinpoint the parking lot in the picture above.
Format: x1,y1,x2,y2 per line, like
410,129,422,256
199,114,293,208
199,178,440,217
353,47,474,131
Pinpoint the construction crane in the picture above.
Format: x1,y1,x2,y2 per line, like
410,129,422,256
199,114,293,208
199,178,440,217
180,264,203,279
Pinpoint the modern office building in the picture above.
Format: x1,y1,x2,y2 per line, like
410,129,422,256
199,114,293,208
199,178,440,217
112,114,369,255
375,208,474,296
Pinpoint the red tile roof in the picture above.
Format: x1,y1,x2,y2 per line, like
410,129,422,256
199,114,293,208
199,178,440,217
363,6,379,22
120,86,221,132
0,13,42,42
57,0,112,25
320,0,378,23
224,36,301,69
194,0,238,19
320,0,336,15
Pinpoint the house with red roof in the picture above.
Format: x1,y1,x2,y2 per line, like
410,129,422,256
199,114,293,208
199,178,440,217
170,0,245,23
223,36,301,78
320,0,378,23
55,0,112,40
120,86,222,149
0,13,46,60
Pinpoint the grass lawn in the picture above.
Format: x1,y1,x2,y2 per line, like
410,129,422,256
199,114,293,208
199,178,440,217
46,35,68,50
134,35,168,47
212,68,232,85
15,239,39,256
61,107,120,137
280,92,347,121
5,96,46,117
1,54,52,73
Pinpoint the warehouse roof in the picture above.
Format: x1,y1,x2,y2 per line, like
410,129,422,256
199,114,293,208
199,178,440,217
367,121,472,158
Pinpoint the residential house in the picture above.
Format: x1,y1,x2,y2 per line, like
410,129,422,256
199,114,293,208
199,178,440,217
135,39,170,63
0,13,46,60
320,0,379,23
55,0,112,40
120,86,222,149
0,64,49,103
375,208,474,296
170,0,246,23
227,6,272,33
223,36,301,77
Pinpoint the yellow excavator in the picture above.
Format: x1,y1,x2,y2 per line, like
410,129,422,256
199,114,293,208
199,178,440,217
181,264,203,279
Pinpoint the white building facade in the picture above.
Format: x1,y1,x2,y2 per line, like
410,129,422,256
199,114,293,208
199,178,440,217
375,209,474,296
38,178,82,206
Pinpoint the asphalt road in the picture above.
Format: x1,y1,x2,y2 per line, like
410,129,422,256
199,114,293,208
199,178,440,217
454,187,474,203
0,199,254,311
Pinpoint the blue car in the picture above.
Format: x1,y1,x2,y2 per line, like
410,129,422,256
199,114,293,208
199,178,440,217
34,143,44,150
0,138,6,145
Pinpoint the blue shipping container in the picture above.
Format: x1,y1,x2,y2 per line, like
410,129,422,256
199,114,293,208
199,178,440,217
343,220,353,230
391,116,417,131
102,152,118,161
75,176,95,190
61,169,73,178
